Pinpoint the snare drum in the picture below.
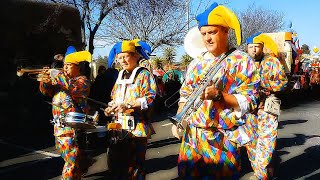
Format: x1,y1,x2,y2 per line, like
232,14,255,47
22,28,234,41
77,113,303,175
64,112,96,130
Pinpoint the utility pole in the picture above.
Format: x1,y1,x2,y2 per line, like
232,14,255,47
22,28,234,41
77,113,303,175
186,0,189,31
221,0,231,5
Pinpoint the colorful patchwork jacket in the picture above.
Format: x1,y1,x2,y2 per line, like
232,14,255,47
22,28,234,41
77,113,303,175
39,72,90,136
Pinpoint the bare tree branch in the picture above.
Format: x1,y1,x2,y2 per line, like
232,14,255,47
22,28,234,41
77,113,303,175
40,0,129,53
235,3,285,48
101,0,190,53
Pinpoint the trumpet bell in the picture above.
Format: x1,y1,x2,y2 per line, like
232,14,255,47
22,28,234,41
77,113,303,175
184,26,207,59
169,113,188,130
17,71,24,77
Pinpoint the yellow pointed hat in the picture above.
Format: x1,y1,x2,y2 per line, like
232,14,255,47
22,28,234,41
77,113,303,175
108,39,151,68
246,32,278,55
64,51,92,64
196,2,241,45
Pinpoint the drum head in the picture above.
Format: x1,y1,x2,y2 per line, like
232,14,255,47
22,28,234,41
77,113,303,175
64,112,96,129
65,121,96,130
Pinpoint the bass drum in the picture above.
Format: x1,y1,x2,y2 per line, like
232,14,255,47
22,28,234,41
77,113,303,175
64,112,96,130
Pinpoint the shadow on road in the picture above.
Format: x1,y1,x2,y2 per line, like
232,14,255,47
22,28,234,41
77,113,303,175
145,154,178,174
240,132,320,179
276,134,320,150
147,137,180,149
278,119,308,129
277,145,320,179
0,156,63,180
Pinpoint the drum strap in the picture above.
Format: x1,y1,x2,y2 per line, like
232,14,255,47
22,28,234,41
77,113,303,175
115,67,147,103
114,67,151,129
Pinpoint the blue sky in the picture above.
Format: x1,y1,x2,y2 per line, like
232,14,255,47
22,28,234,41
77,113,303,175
93,0,320,60
230,0,320,49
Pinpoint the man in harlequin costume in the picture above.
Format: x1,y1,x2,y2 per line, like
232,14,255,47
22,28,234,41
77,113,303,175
245,32,288,180
170,2,260,179
39,48,92,180
104,39,157,179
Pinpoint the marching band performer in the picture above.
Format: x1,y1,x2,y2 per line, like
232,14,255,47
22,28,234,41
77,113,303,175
246,33,288,180
104,39,157,179
171,2,260,179
39,49,92,180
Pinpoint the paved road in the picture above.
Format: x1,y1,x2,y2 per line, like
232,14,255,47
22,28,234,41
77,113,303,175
1,96,320,180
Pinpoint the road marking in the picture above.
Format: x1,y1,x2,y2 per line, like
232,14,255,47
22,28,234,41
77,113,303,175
161,122,173,127
0,139,60,158
0,156,53,174
0,139,60,173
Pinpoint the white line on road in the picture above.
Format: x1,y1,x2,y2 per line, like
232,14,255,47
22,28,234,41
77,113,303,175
161,122,173,127
0,139,60,158
0,139,60,173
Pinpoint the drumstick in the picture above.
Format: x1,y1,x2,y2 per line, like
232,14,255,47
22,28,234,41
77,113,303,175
85,97,108,107
86,97,116,114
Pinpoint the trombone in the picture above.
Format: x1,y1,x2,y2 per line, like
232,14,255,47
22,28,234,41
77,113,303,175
164,89,181,108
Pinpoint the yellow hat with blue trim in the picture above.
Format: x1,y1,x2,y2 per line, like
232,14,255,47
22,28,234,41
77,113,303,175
246,32,278,55
108,39,150,68
120,40,136,53
64,51,92,64
196,2,241,45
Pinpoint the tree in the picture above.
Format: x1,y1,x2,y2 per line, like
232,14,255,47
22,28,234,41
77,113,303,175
41,0,129,54
40,0,209,56
234,3,285,48
101,0,190,53
180,54,193,70
151,56,164,70
162,47,177,70
301,44,310,54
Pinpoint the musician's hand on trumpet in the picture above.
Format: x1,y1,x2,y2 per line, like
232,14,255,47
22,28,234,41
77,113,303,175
17,66,62,84
200,80,222,101
37,68,61,85
37,68,52,83
171,124,183,140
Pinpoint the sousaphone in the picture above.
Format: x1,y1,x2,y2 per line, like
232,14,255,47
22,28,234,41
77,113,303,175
184,26,207,59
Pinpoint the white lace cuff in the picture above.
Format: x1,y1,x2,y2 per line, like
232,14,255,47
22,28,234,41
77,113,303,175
233,94,249,119
179,96,187,103
137,97,148,110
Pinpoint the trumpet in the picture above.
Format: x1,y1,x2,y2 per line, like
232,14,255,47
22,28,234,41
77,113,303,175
169,48,236,130
16,67,62,78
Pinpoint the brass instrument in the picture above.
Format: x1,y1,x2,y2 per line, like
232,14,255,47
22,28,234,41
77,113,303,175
17,68,45,77
169,48,235,130
16,67,62,79
184,27,207,59
164,89,181,108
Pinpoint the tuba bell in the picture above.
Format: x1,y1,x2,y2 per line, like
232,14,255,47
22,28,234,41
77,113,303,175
163,27,208,111
163,27,207,109
184,26,207,59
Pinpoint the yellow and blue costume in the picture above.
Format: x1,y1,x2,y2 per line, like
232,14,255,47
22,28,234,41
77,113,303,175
107,40,157,179
40,50,91,180
245,33,288,179
177,2,260,179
